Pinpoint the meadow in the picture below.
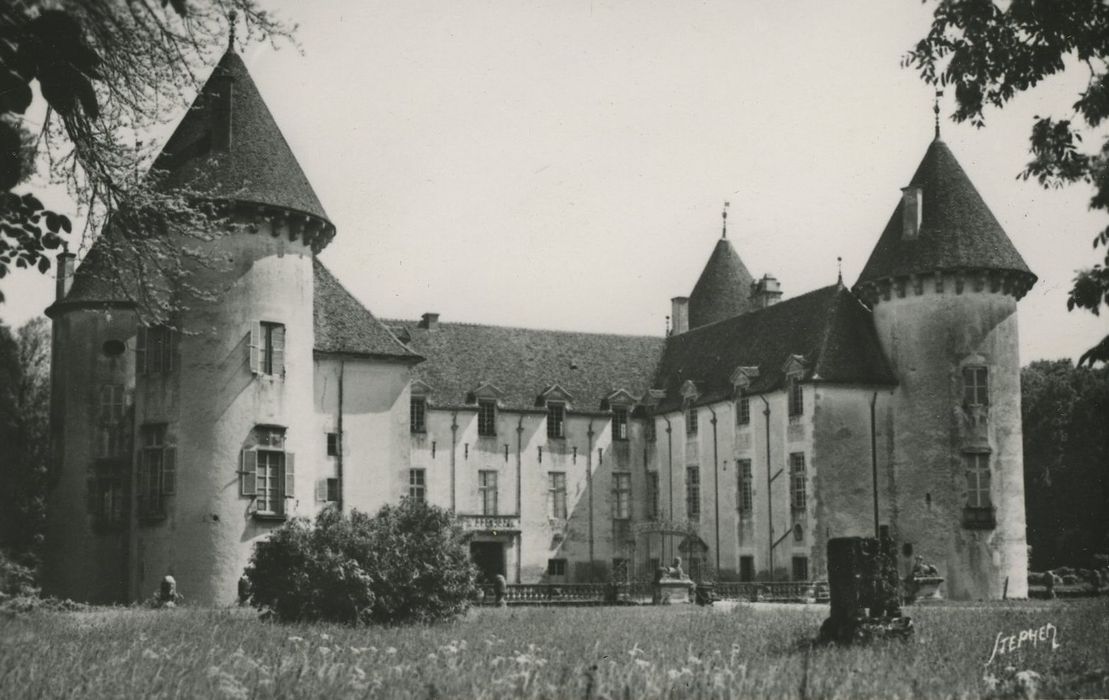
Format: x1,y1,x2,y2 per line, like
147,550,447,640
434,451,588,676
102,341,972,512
1,599,1106,699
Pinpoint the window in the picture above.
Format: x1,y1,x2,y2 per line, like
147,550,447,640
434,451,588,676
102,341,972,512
326,432,339,457
790,453,807,512
136,325,173,375
612,406,628,441
646,471,659,520
98,384,127,458
686,466,701,520
548,472,567,519
478,399,497,437
409,397,427,434
788,379,804,417
963,366,989,406
138,424,175,519
87,476,125,528
409,468,426,503
250,322,285,377
479,470,498,515
736,396,750,426
792,556,809,582
686,406,698,435
965,453,991,508
613,473,631,520
737,458,753,516
547,402,565,439
644,419,656,442
547,558,567,576
315,477,340,503
240,426,293,517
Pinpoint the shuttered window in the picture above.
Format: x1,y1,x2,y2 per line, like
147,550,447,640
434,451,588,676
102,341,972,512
249,322,285,377
240,426,293,517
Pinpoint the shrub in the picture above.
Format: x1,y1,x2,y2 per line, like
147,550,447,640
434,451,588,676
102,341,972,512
244,499,476,625
0,548,38,598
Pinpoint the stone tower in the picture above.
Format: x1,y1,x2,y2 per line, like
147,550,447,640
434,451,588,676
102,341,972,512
44,45,335,604
854,137,1037,600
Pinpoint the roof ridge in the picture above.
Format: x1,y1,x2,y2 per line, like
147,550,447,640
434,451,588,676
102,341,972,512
811,286,849,379
674,283,839,338
382,318,664,341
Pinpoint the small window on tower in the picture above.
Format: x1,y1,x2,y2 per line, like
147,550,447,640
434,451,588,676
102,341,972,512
963,366,989,406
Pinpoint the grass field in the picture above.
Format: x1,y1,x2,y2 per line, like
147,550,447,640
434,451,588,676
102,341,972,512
1,599,1107,698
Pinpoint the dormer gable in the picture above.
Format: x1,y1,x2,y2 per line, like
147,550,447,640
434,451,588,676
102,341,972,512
601,388,638,410
782,354,806,381
410,379,434,399
467,381,506,405
729,365,761,394
537,384,575,407
680,380,701,404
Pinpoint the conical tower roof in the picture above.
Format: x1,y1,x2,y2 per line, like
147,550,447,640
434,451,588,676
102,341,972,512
151,48,332,225
688,237,756,328
855,139,1035,289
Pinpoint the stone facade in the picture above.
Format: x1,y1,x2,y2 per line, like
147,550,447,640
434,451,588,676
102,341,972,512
42,47,1036,605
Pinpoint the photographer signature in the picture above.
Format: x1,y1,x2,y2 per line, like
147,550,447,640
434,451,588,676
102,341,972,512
986,622,1060,666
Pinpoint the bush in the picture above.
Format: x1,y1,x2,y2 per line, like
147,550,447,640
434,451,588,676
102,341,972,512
244,499,476,625
0,548,38,598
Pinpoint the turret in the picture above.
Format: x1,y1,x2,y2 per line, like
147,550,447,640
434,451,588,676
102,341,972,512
853,136,1036,600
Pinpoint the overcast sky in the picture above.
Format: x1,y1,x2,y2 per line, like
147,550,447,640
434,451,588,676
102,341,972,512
2,0,1105,363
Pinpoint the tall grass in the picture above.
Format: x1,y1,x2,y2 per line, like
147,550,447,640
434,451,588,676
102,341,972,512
1,599,1106,698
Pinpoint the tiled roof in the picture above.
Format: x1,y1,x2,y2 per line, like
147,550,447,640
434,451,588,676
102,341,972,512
384,319,666,411
688,237,756,329
313,260,421,361
45,234,171,315
856,139,1035,286
151,49,332,225
653,284,896,412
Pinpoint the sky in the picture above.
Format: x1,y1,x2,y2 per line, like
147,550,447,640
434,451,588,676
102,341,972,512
1,0,1105,363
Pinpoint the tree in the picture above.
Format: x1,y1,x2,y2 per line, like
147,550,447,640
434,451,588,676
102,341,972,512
1021,359,1109,570
0,317,49,576
244,500,477,625
904,0,1109,366
0,1,293,318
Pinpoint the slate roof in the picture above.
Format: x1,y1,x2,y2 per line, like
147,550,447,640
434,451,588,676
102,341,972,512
151,49,332,224
384,319,666,411
856,139,1035,286
313,260,421,361
653,284,896,412
688,238,756,328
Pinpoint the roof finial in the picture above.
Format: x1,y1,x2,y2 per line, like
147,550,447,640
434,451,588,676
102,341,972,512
721,200,730,239
836,256,843,286
933,88,943,140
228,9,238,50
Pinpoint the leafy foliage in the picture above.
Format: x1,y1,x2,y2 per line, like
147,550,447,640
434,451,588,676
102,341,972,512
904,0,1109,365
244,500,477,625
0,318,49,557
1021,359,1109,570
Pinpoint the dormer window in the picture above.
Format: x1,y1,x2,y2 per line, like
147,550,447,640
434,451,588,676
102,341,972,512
410,396,427,434
686,406,698,436
788,379,803,417
963,366,989,406
477,399,497,437
736,396,750,426
612,406,629,441
547,402,566,439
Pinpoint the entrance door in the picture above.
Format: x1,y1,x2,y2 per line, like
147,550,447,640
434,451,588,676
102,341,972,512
470,542,506,583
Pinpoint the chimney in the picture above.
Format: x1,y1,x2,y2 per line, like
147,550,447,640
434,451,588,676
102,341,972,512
419,312,440,330
55,249,76,301
750,274,782,309
670,297,689,334
901,186,922,239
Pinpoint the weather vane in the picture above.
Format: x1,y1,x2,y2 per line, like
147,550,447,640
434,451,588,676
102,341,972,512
228,9,238,49
721,200,730,239
837,256,843,285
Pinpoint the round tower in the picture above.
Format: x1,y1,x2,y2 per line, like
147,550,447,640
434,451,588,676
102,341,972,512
854,138,1036,600
44,45,335,605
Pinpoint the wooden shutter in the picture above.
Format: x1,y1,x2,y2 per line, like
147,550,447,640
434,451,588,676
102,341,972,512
315,478,328,502
240,449,257,496
248,322,261,374
162,447,176,495
136,327,147,376
272,325,285,377
284,452,295,499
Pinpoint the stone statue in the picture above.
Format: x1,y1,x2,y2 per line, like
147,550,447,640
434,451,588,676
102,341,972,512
493,574,508,607
667,557,686,580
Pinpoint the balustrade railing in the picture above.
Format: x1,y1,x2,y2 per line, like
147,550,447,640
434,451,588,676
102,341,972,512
474,580,829,606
